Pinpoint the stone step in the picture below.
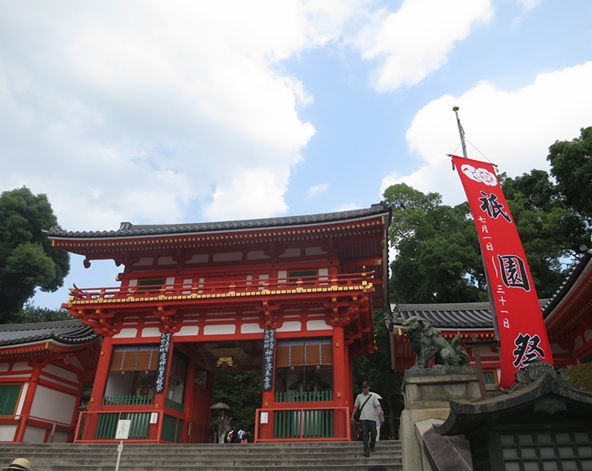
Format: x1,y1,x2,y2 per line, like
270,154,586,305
0,442,402,471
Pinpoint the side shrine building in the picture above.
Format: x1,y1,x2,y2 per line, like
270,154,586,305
8,203,390,444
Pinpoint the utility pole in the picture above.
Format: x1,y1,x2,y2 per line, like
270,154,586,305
453,106,468,158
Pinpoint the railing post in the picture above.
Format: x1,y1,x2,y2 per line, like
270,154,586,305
156,410,164,444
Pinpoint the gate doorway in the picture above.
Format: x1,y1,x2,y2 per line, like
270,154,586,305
178,339,264,444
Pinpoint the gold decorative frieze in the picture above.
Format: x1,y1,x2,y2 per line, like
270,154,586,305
68,282,374,307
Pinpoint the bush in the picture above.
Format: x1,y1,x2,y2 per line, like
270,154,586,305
567,362,592,392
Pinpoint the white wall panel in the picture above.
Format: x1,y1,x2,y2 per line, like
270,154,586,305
241,323,263,334
29,386,76,425
306,320,331,331
23,425,46,444
114,328,138,338
52,430,69,443
277,322,302,332
204,324,236,335
174,326,199,336
0,425,16,441
142,327,161,337
42,364,78,384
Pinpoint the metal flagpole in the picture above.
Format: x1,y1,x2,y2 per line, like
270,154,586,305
453,106,468,158
451,107,492,395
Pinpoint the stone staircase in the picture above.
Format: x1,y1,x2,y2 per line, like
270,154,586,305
0,441,402,470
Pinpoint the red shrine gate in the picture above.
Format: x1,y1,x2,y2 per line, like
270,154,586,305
48,204,391,443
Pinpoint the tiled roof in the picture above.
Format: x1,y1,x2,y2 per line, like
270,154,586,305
389,299,549,330
45,203,391,239
542,251,592,317
0,320,98,347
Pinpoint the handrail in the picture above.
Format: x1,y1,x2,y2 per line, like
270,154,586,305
254,406,350,443
67,272,375,303
74,410,183,444
15,415,72,428
25,415,74,443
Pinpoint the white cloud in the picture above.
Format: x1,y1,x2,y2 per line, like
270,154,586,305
307,183,329,197
0,1,330,230
335,202,362,211
381,61,592,205
203,168,290,221
360,0,494,91
517,0,543,12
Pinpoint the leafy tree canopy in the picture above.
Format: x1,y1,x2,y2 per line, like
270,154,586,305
8,303,74,324
547,126,592,219
0,187,70,323
211,370,261,435
500,169,590,296
384,167,591,302
383,183,485,303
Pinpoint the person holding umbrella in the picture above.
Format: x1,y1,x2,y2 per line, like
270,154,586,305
211,402,231,444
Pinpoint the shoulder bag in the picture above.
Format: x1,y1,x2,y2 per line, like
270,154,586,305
353,394,372,421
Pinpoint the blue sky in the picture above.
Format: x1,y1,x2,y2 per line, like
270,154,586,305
0,0,590,309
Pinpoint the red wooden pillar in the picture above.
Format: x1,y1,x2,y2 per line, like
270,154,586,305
82,335,114,441
332,326,350,439
68,371,92,443
259,390,275,440
88,335,113,411
13,360,46,442
153,334,176,442
332,326,347,407
258,327,277,441
182,351,197,443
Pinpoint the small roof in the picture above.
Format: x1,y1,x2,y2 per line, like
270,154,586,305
0,320,98,348
435,362,592,436
45,203,391,239
389,300,549,330
542,251,592,317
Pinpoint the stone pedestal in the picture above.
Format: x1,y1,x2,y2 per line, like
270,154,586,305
400,367,480,471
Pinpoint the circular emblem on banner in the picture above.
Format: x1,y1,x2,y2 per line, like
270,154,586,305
461,164,498,186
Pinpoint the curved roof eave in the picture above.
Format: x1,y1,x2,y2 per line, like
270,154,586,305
46,203,392,240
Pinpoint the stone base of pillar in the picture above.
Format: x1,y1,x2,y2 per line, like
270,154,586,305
400,367,481,471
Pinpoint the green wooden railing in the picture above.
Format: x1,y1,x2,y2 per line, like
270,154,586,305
102,395,154,406
161,414,183,443
95,412,151,439
275,391,333,402
274,409,334,438
165,398,184,412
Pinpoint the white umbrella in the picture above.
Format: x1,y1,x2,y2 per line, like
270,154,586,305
210,402,230,410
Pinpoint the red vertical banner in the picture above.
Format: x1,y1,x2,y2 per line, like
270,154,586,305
451,155,553,388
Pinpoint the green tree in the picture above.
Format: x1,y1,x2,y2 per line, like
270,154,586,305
212,370,261,435
8,303,74,324
0,187,70,323
383,183,486,303
384,174,591,303
501,169,590,297
547,126,592,219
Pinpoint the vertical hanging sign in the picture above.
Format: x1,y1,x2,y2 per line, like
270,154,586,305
261,329,275,391
155,333,172,393
451,155,553,388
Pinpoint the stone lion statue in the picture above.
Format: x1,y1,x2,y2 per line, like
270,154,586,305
402,316,470,369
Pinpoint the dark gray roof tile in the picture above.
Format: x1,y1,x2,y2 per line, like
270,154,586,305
45,203,391,238
0,320,98,347
390,299,549,330
542,252,592,317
